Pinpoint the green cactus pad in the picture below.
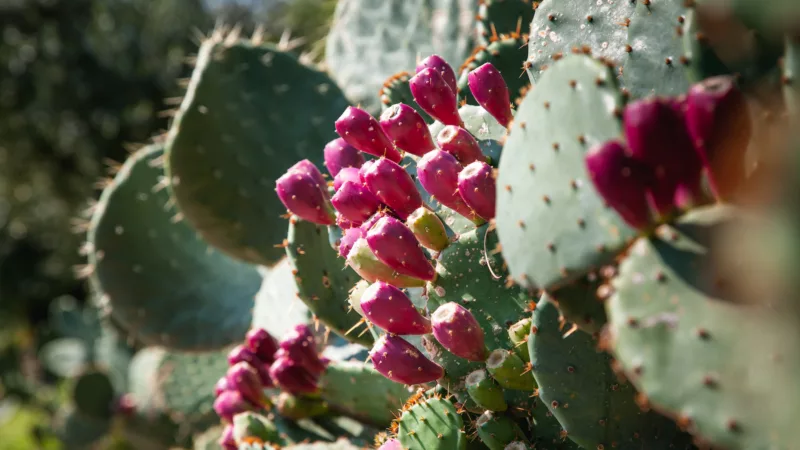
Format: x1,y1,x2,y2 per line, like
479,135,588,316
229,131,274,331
380,72,433,123
476,411,528,450
545,277,606,333
456,34,530,106
325,0,477,112
680,7,729,84
606,205,800,449
319,361,411,427
72,370,115,419
530,298,691,449
526,0,635,84
287,218,372,346
715,0,800,36
496,54,636,291
477,0,535,44
233,412,282,445
165,34,349,266
397,396,468,450
54,407,111,450
785,36,800,119
252,258,311,338
88,144,261,351
622,0,690,97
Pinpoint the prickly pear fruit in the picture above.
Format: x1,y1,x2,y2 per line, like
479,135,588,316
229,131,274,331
219,424,236,450
685,75,751,200
227,362,269,406
369,334,444,385
348,280,370,317
409,68,463,126
585,139,656,230
277,325,326,376
335,106,403,163
623,98,703,217
379,103,436,156
232,412,280,446
458,161,496,220
268,357,319,395
227,345,271,386
360,281,432,335
476,411,527,450
289,159,327,189
324,137,365,178
437,126,485,165
486,349,535,391
346,238,426,288
246,328,279,365
417,54,458,93
467,63,513,127
338,226,363,259
214,390,254,423
333,166,360,192
276,392,329,420
431,302,488,361
466,369,508,412
215,375,231,397
365,215,436,281
275,170,335,225
331,180,382,225
361,158,423,220
418,150,481,222
406,207,449,251
378,438,403,450
507,318,531,363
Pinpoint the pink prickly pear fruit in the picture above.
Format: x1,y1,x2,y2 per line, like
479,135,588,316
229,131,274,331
417,150,482,222
324,137,365,177
219,424,237,450
338,226,363,258
360,281,432,335
379,103,436,156
335,107,403,163
467,63,513,127
369,334,444,385
268,357,320,395
226,362,269,407
214,376,231,396
227,345,272,386
346,238,427,288
213,390,254,423
365,215,436,281
458,161,496,221
275,170,335,225
623,97,704,217
685,75,750,200
378,438,403,450
409,68,463,127
359,211,387,233
431,302,488,362
585,139,656,230
277,324,327,376
417,54,458,93
358,160,374,185
361,158,423,220
245,328,279,365
336,212,356,230
333,166,361,192
289,159,326,189
331,180,382,225
406,207,449,251
437,126,485,165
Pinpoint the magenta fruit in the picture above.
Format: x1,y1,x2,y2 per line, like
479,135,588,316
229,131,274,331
346,237,427,288
213,390,254,423
339,226,363,259
379,103,436,156
437,125,485,165
227,345,271,386
409,68,463,127
219,424,237,450
417,150,481,222
417,54,458,93
215,375,231,397
365,215,436,281
268,357,320,394
226,362,268,407
457,161,496,220
360,281,432,335
245,328,279,365
288,159,326,189
335,106,403,163
333,166,361,192
369,334,444,385
331,180,382,225
277,324,327,376
323,137,365,177
431,302,488,361
361,158,423,220
467,62,513,127
275,170,335,225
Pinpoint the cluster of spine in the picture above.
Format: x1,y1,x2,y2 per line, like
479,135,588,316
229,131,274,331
213,325,328,449
585,75,750,231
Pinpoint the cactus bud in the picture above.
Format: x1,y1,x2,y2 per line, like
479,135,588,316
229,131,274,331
277,324,327,376
685,75,750,200
409,68,463,126
335,106,403,163
486,349,535,391
232,412,280,446
369,334,444,385
331,180,382,224
289,159,326,189
379,103,436,156
275,170,335,225
418,150,482,222
268,357,320,395
417,54,458,92
466,369,508,411
458,161,496,220
507,318,531,363
346,238,426,288
226,362,269,407
214,375,230,396
333,166,361,192
227,345,271,386
214,390,254,423
365,215,436,281
348,279,370,316
339,226,363,259
219,424,237,450
585,139,656,230
431,302,488,361
324,137,365,177
467,63,513,127
437,126,485,165
361,158,423,220
360,281,432,334
245,328,279,365
476,411,528,450
406,207,449,251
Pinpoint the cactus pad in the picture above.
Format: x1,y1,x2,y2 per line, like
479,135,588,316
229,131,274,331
545,277,606,333
397,396,468,450
457,34,530,106
496,54,635,291
606,205,800,449
165,34,349,266
72,370,115,419
476,0,535,44
785,36,800,118
88,144,261,350
252,259,311,338
679,8,729,84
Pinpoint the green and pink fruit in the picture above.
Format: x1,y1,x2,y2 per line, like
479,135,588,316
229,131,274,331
410,68,463,126
346,238,427,288
406,207,449,251
380,103,436,156
369,334,444,385
467,63,513,127
338,226,363,259
365,215,436,281
457,161,496,220
431,302,488,361
335,106,403,163
360,281,432,335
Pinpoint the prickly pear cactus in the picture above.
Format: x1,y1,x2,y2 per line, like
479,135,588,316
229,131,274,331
457,33,530,106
